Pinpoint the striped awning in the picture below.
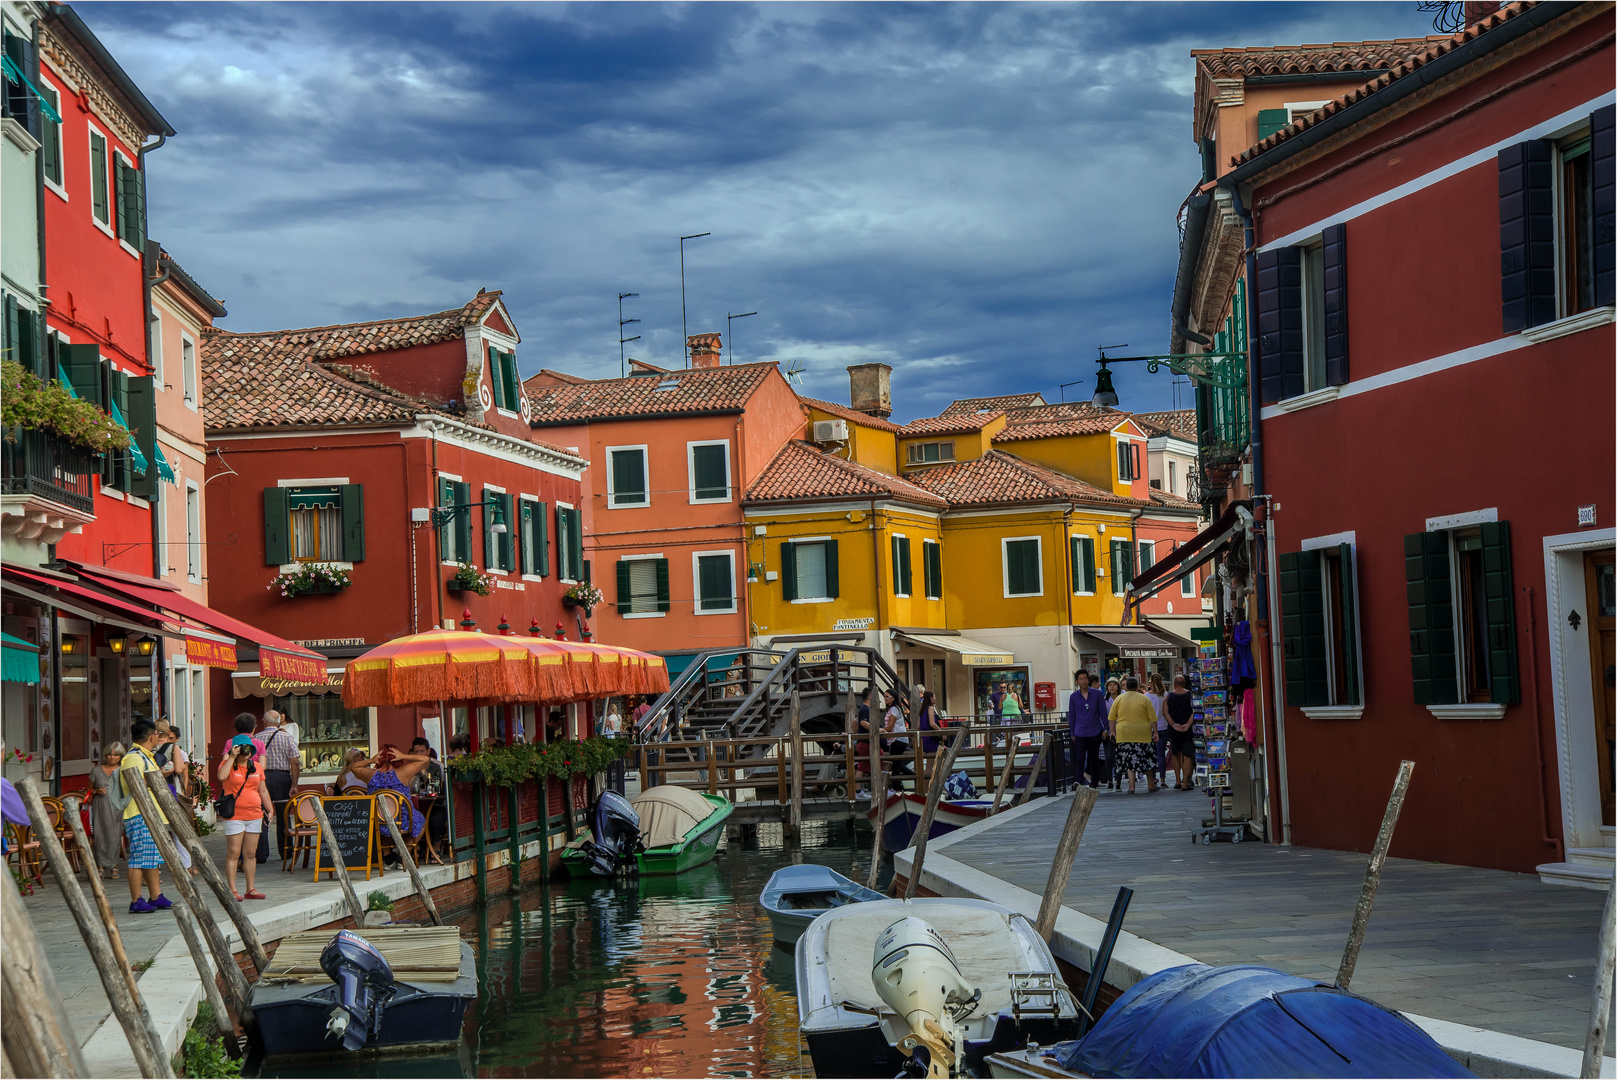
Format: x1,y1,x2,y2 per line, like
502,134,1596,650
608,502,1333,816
1,632,40,685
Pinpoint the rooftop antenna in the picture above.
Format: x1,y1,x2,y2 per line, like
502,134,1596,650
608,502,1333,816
618,292,640,378
679,232,711,367
1058,378,1085,403
726,311,757,365
785,359,806,387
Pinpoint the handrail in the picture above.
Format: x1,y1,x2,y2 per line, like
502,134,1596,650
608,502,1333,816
635,647,783,740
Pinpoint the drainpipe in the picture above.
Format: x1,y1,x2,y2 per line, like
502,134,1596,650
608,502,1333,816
144,243,169,581
1260,495,1291,845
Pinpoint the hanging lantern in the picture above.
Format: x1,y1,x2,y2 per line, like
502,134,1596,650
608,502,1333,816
136,637,155,656
107,634,127,655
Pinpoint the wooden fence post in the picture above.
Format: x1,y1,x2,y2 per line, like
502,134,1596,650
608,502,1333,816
1581,882,1616,1079
903,730,966,900
1034,787,1099,943
1,866,87,1078
706,740,718,795
60,796,141,1005
865,761,886,894
168,900,241,1060
1014,739,1052,807
376,796,444,927
789,690,804,833
305,794,367,926
843,691,857,807
1336,760,1415,990
989,741,1019,815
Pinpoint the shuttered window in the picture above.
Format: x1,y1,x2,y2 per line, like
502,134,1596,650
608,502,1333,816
696,553,734,612
1593,105,1615,310
487,348,520,412
891,535,913,597
1071,535,1096,594
1004,538,1041,597
782,540,837,601
556,506,584,581
1321,223,1348,386
923,540,942,600
616,558,668,615
608,447,648,507
39,82,60,187
1138,541,1155,578
1278,543,1362,709
267,485,364,564
1256,108,1289,141
519,498,546,577
114,155,144,249
1256,246,1304,404
89,128,110,225
482,488,513,571
437,478,471,563
1499,140,1556,332
1109,540,1133,596
689,442,730,502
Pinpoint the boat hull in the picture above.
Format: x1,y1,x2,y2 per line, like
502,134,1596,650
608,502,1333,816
250,943,476,1060
636,794,732,875
866,793,992,851
760,864,888,947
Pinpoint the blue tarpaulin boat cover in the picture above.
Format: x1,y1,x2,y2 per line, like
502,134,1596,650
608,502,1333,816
1056,964,1473,1079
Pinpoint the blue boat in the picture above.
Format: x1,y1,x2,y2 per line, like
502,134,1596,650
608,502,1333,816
986,963,1473,1079
759,863,885,946
866,792,993,852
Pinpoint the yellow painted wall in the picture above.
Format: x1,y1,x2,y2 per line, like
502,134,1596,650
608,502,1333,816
992,421,1148,500
803,406,898,475
941,507,1136,630
743,505,944,638
898,414,1006,474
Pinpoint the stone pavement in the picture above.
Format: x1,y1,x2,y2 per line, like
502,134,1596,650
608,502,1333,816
944,788,1615,1053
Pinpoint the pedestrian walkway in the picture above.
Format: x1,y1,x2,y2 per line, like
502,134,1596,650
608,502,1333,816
942,788,1614,1053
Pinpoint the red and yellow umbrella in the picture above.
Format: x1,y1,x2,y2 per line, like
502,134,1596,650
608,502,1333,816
341,629,584,708
549,640,670,698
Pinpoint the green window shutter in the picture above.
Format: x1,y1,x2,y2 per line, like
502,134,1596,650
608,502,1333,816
90,133,108,223
1278,550,1328,707
105,370,131,492
924,542,942,600
554,506,567,578
611,450,645,505
127,162,146,249
699,555,732,611
1480,522,1520,705
569,506,583,580
263,487,290,565
536,501,549,577
40,85,60,185
1070,536,1081,594
127,374,158,499
1082,537,1096,593
1007,540,1039,595
436,477,455,561
499,494,514,570
692,444,728,500
62,344,104,406
482,487,495,568
519,499,535,574
503,353,520,413
340,484,365,562
824,539,839,599
781,542,798,602
1405,532,1458,706
488,349,506,410
900,537,913,595
655,558,670,612
1338,543,1360,706
454,481,472,562
114,158,127,240
616,559,632,615
1257,108,1290,141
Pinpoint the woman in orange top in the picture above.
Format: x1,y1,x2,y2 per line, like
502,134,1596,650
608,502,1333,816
216,736,272,900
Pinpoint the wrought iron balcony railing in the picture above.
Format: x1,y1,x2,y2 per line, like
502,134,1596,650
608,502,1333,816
1,427,98,516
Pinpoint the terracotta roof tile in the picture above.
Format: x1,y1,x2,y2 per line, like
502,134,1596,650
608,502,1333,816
523,368,590,388
940,393,1047,416
993,402,1126,442
797,395,903,434
744,441,947,508
909,449,1140,509
1132,409,1197,440
1231,4,1537,166
1146,487,1202,513
1191,37,1445,79
525,362,784,425
897,412,1004,437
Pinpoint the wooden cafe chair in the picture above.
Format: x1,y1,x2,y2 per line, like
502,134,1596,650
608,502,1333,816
283,792,321,873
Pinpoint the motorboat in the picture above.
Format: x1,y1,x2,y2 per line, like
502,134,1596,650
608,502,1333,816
560,790,642,877
251,927,475,1059
985,963,1473,1079
797,897,1079,1078
867,791,993,852
759,863,886,946
563,785,733,877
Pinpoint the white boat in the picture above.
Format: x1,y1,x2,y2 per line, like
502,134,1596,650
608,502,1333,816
796,897,1080,1077
759,863,886,946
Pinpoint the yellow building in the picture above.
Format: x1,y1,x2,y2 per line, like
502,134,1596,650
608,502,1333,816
894,412,1008,474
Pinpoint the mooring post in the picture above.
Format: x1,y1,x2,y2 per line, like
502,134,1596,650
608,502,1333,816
377,796,444,926
61,796,141,1005
1035,787,1100,943
989,738,1018,815
1014,738,1053,807
306,793,368,926
790,690,804,834
1579,875,1615,1078
1,866,88,1078
904,728,966,900
1336,760,1415,990
168,899,242,1060
843,690,857,807
865,760,886,894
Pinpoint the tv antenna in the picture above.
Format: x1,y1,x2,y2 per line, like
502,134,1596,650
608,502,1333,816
727,311,757,365
785,359,806,387
679,232,710,366
1058,378,1085,403
618,292,640,378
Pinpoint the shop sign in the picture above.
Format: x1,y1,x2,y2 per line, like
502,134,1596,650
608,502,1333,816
262,647,328,684
832,618,874,631
185,636,238,670
1121,647,1180,659
233,669,343,698
960,653,1015,666
292,638,366,648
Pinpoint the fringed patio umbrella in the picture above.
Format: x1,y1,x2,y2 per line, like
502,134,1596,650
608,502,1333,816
341,628,587,708
507,638,670,701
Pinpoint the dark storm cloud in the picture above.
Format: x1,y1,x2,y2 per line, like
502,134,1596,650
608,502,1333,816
82,1,1435,420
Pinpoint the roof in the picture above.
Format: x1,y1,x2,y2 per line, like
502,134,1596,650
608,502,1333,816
744,441,948,509
1231,4,1538,166
992,402,1126,443
909,449,1139,509
940,393,1047,416
1132,410,1197,441
897,412,1004,438
798,395,903,434
523,368,590,388
526,362,782,425
205,291,504,367
156,247,227,319
1191,37,1445,80
1146,488,1202,513
47,3,176,137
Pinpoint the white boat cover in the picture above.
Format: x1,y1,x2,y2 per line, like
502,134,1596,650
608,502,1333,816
630,786,714,848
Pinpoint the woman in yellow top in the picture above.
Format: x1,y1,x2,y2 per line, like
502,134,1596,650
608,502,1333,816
1106,677,1160,794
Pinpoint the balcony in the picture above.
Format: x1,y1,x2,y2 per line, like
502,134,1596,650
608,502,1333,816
1,428,98,547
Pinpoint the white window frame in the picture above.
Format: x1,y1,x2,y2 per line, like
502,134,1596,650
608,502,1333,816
38,74,65,201
892,532,911,598
1001,535,1043,599
1293,536,1368,718
1138,540,1155,576
618,552,666,619
691,549,737,615
556,500,580,584
185,480,202,583
86,121,113,235
905,440,956,466
148,307,163,384
1181,565,1197,598
1298,237,1328,395
181,332,197,410
922,538,942,601
1113,435,1139,483
605,444,650,509
153,481,168,578
482,482,511,575
1072,533,1095,597
436,471,464,566
1110,539,1130,596
686,439,732,504
112,149,141,259
518,491,545,582
788,536,835,604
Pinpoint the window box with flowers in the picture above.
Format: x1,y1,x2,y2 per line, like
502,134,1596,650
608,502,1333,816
562,582,603,616
447,562,493,597
270,563,352,599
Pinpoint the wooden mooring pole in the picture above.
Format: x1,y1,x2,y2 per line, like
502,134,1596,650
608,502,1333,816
1034,787,1100,943
903,729,965,900
1336,760,1414,990
306,794,368,926
789,689,804,834
168,899,242,1060
989,734,1019,815
1581,881,1615,1079
60,796,141,1005
1,865,87,1078
377,796,443,926
1014,738,1053,808
843,691,857,807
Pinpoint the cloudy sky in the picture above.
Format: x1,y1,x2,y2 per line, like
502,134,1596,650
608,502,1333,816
86,1,1435,421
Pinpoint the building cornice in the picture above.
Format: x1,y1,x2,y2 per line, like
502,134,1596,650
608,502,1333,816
39,25,144,152
416,415,587,478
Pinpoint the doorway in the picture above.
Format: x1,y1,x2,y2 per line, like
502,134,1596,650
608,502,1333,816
1585,550,1614,827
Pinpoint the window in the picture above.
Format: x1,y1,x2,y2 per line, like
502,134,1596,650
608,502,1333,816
487,347,520,412
1181,565,1197,598
185,482,201,582
1279,543,1363,709
1137,541,1155,576
694,551,735,613
518,497,547,578
1256,225,1348,403
1558,133,1597,318
891,534,913,597
1109,540,1133,595
437,477,471,563
1115,441,1141,482
262,484,365,565
616,556,669,615
906,441,955,465
1070,535,1096,594
1003,537,1041,598
1301,241,1329,393
607,446,648,508
2,30,40,142
482,487,513,572
781,539,838,602
1167,461,1176,495
39,80,61,189
153,482,167,577
113,151,144,249
148,308,162,384
181,334,197,408
688,441,730,502
88,127,110,227
1405,523,1519,708
923,539,943,601
556,504,583,581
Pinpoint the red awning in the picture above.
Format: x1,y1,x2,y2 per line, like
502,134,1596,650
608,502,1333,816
70,566,325,681
1,567,205,637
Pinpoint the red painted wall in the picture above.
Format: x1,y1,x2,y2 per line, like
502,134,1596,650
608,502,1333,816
335,339,467,411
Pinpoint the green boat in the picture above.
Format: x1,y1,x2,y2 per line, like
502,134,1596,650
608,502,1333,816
561,786,732,877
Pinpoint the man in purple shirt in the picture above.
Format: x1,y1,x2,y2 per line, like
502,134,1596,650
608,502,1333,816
1066,670,1107,789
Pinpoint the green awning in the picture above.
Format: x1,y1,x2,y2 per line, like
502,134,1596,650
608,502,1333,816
2,632,40,685
153,440,176,483
106,397,148,475
1,55,63,124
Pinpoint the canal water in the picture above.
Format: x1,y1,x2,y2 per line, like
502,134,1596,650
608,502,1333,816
263,818,887,1079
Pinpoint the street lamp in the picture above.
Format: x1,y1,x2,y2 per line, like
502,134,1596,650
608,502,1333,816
1089,344,1247,409
680,232,710,366
107,634,127,655
422,499,507,533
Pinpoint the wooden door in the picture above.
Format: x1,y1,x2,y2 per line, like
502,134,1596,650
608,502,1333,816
1584,550,1615,827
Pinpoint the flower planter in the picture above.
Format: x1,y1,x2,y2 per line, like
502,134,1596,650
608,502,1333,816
295,581,345,596
446,582,468,595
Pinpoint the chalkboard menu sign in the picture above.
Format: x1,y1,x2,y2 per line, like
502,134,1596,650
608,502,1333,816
316,795,376,875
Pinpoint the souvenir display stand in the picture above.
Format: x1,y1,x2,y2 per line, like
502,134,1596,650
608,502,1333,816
1186,643,1255,844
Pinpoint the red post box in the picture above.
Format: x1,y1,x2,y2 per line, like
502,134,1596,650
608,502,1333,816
1033,681,1057,710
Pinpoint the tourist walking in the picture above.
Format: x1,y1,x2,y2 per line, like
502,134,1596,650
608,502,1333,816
1102,678,1122,789
86,742,126,879
154,719,189,798
1107,677,1159,794
1144,675,1169,787
1164,675,1196,789
260,710,299,864
1065,671,1106,789
217,729,271,900
119,718,187,913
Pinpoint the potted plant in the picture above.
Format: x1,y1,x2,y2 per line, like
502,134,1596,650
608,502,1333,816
447,561,493,597
268,563,352,599
1,359,131,453
562,581,603,616
363,890,396,927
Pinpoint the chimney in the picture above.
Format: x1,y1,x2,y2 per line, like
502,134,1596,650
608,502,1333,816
847,363,893,419
1462,1,1498,27
688,333,722,369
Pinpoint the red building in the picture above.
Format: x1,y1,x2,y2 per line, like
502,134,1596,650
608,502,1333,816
199,291,589,789
1173,4,1614,880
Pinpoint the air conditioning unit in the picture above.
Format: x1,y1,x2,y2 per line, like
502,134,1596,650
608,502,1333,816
812,419,849,443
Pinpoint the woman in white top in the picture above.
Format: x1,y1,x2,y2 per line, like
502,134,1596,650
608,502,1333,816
882,688,912,776
1145,674,1169,787
331,747,368,795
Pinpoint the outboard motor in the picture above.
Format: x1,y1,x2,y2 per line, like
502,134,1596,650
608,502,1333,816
578,790,641,875
872,915,981,1080
319,930,396,1051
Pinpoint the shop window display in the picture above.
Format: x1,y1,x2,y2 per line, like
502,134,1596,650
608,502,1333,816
271,694,370,775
